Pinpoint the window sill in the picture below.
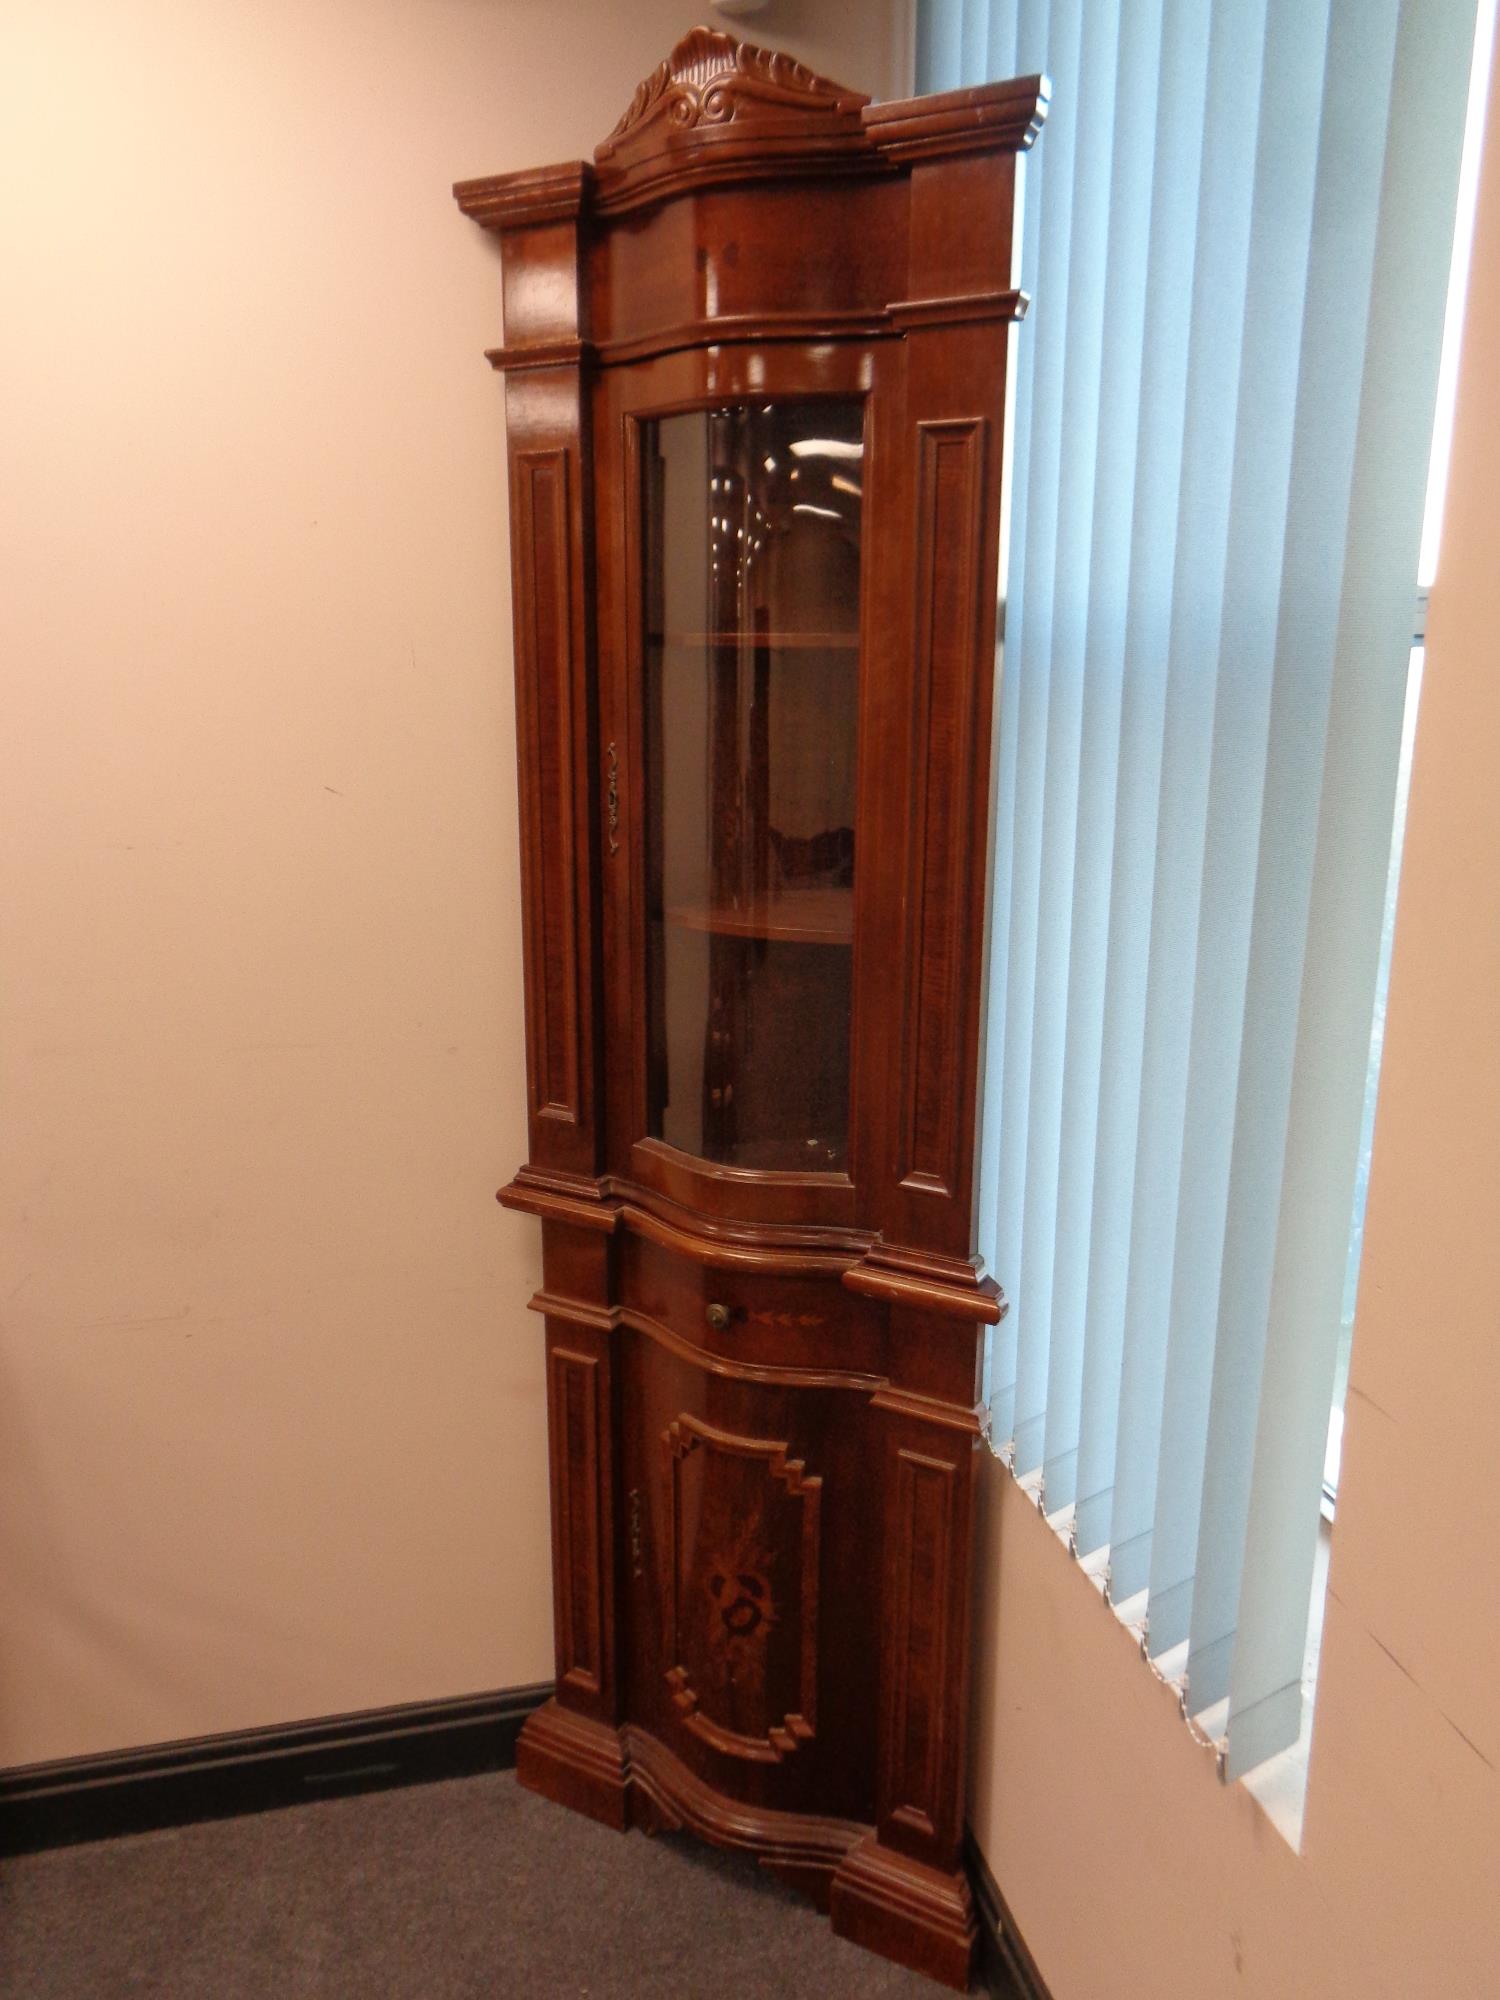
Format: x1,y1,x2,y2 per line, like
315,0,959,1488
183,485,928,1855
1238,1519,1330,1852
1007,1450,1332,1854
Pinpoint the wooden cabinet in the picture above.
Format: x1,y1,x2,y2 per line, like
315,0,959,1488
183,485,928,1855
454,32,1045,1988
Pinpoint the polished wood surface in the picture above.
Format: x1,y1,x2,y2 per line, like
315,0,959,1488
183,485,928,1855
455,28,1046,1989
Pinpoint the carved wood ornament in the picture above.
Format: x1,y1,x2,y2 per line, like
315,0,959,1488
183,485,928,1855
599,28,868,152
663,1414,821,1765
454,29,1046,1990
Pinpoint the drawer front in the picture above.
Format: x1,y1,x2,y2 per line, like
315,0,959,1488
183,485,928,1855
618,1228,886,1383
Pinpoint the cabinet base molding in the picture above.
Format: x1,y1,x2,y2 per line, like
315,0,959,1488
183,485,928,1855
622,1722,867,1908
517,1701,867,1892
830,1832,978,1991
515,1699,631,1832
517,1702,978,1987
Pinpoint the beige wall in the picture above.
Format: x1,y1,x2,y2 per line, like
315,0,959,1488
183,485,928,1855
0,0,904,1768
969,25,1500,1999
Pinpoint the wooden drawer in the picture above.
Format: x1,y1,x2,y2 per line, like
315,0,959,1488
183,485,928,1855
617,1225,886,1384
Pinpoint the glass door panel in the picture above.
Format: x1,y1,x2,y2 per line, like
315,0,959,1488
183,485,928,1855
642,400,863,1173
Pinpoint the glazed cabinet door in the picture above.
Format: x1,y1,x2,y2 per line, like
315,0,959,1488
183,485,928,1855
598,345,892,1232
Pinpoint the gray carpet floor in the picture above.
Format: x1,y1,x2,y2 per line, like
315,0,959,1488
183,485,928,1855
0,1770,944,1997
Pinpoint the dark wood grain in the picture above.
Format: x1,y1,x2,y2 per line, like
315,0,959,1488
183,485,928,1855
662,1413,822,1764
901,417,989,1202
456,30,1045,1990
546,1345,606,1701
500,344,602,1183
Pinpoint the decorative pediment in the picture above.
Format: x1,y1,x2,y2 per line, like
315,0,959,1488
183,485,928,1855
456,41,1047,235
594,27,869,198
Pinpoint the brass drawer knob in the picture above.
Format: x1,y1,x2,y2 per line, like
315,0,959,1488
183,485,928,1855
705,1302,732,1334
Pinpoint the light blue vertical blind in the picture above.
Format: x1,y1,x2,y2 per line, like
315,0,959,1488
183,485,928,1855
940,0,1480,1776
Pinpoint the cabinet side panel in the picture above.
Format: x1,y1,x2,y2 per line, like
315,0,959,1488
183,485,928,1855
545,1336,614,1710
858,314,1012,1265
853,143,1021,1271
505,356,602,1179
875,1418,976,1869
901,419,988,1200
516,449,582,1125
884,1449,953,1837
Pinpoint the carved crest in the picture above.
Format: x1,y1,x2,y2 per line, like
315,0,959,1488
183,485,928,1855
597,26,868,165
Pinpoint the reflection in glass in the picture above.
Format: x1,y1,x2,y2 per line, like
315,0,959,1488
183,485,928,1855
643,401,863,1172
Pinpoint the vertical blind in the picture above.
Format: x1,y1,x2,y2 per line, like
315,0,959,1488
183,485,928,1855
931,0,1481,1777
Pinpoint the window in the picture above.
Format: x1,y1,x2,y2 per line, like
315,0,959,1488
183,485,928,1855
922,0,1492,1784
1328,3,1497,1502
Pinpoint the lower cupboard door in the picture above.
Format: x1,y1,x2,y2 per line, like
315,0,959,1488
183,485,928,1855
617,1321,878,1826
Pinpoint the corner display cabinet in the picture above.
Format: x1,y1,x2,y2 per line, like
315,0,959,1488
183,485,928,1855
454,31,1045,1989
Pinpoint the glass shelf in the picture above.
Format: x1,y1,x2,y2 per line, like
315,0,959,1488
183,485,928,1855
663,888,855,946
649,630,860,651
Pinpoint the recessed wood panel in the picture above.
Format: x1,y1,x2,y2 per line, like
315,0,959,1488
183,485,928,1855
514,446,582,1128
900,419,987,1199
883,1447,956,1839
548,1346,604,1696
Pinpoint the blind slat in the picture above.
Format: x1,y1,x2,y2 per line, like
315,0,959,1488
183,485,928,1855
1109,0,1258,1607
1009,0,1084,1475
961,0,994,82
985,0,1020,81
1036,3,1132,1510
1016,3,1121,1486
1073,0,1207,1559
975,0,1035,1307
978,0,1049,1415
988,0,1075,1457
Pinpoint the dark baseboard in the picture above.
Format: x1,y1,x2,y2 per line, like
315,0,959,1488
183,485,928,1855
965,1828,1052,2000
0,1681,553,1859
